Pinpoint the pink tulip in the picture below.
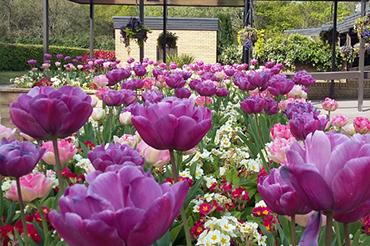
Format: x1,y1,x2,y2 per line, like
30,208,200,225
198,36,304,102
0,124,16,141
42,139,76,166
93,75,109,88
321,97,338,112
113,134,140,148
5,173,53,202
195,96,213,107
136,140,170,167
330,115,348,128
143,78,155,89
270,123,292,140
267,137,296,164
353,117,370,134
287,85,307,99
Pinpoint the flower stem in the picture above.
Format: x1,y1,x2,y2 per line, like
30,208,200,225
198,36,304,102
169,150,191,246
291,215,296,246
325,211,333,246
38,203,49,246
16,177,30,243
169,150,178,181
51,138,65,194
344,223,351,246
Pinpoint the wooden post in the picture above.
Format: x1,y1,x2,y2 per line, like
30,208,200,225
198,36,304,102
329,0,338,98
89,0,94,59
42,0,49,54
139,0,145,62
358,0,367,111
163,0,168,63
243,0,252,64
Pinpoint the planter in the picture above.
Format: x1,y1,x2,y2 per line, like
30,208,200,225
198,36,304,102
157,46,178,61
0,85,95,128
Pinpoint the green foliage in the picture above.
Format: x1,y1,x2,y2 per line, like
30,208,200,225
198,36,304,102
0,43,88,71
157,32,178,49
167,54,195,67
255,34,342,71
218,44,243,65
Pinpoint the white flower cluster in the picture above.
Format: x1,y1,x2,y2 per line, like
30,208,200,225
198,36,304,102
179,164,204,180
74,154,95,173
1,178,12,192
239,157,263,173
196,215,266,246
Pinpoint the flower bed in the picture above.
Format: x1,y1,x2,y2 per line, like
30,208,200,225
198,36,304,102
0,57,369,246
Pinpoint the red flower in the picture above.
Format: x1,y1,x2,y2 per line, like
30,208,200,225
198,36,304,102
14,221,42,243
252,206,271,217
199,202,212,216
33,77,52,87
220,180,232,193
179,176,193,187
191,221,205,238
84,141,95,150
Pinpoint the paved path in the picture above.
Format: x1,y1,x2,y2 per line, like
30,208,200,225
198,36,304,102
313,100,370,120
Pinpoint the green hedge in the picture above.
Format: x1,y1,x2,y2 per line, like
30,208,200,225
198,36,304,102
0,43,89,71
255,34,342,72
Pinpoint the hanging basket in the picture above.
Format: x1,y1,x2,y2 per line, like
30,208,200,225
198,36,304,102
120,17,151,47
237,26,258,50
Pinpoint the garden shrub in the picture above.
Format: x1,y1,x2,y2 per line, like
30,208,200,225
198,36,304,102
167,54,195,68
0,43,89,71
255,34,342,71
218,44,243,65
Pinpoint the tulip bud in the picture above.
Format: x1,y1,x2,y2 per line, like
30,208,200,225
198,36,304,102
92,108,105,121
119,111,132,125
90,95,99,107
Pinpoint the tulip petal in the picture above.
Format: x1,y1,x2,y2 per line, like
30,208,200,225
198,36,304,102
334,200,370,223
115,207,145,240
331,157,370,212
282,164,334,211
9,107,48,139
168,181,189,220
298,212,321,246
88,172,123,210
153,114,178,149
132,116,164,150
305,131,331,174
128,193,174,246
129,177,163,209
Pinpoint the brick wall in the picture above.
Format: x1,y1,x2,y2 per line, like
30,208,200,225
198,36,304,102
308,79,370,100
115,29,217,64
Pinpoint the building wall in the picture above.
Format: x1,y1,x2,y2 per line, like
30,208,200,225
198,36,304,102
114,29,217,64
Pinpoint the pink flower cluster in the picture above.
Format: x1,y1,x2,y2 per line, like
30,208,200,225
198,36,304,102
353,117,370,134
42,139,76,166
321,97,338,112
266,124,296,164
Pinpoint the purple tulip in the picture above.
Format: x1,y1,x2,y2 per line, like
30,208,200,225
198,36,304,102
43,53,52,61
189,79,201,90
133,65,147,77
247,70,271,90
224,67,235,77
182,71,193,80
142,89,164,104
285,102,320,120
0,140,45,178
64,56,71,61
131,98,212,151
56,54,64,60
127,57,135,63
122,79,144,90
264,98,279,115
240,96,265,114
10,86,92,140
27,59,37,67
175,88,191,99
234,73,257,91
258,168,311,216
165,73,186,89
88,143,144,172
288,113,324,140
152,68,163,78
106,69,131,86
169,62,177,69
49,165,189,246
283,131,370,222
292,70,315,87
102,89,136,106
267,74,294,96
264,61,275,68
216,87,229,97
201,72,216,81
195,80,217,97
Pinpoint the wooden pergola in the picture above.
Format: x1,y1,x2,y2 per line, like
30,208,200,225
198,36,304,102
41,0,368,110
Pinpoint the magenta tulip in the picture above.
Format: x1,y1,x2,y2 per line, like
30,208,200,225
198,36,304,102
131,98,212,151
10,86,92,140
49,165,189,246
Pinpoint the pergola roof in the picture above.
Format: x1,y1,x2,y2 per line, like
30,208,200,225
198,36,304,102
68,0,362,7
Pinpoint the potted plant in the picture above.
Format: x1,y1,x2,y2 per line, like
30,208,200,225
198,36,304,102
157,32,178,61
237,26,258,50
120,17,150,49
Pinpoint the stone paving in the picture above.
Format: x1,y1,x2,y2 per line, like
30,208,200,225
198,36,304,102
313,100,370,120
